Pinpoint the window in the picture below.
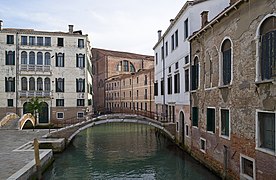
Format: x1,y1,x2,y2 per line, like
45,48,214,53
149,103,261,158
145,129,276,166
144,75,147,85
141,103,143,110
176,122,179,132
171,34,175,51
45,37,51,46
167,76,172,94
37,37,43,46
37,77,43,91
174,73,180,93
240,155,255,180
57,38,64,47
130,63,135,72
56,53,64,67
29,36,35,45
6,51,15,65
7,99,13,107
29,51,35,64
191,57,199,90
200,138,206,153
21,36,27,45
37,52,43,65
168,66,171,73
155,53,158,65
207,108,215,133
45,52,51,65
192,107,198,127
221,39,232,85
161,79,164,95
123,60,129,71
129,91,131,97
44,78,50,91
185,55,189,64
77,112,84,118
144,89,147,99
257,111,275,153
154,82,158,96
21,77,27,91
161,46,164,60
220,109,230,138
7,35,14,44
76,54,85,68
78,39,84,48
130,79,132,85
259,16,276,80
184,18,189,39
76,78,85,92
5,77,15,92
21,51,27,64
56,112,64,119
165,41,168,56
185,69,189,92
136,77,139,84
56,78,64,92
56,99,64,106
175,30,178,48
175,62,179,70
185,124,189,136
29,77,35,91
77,99,85,106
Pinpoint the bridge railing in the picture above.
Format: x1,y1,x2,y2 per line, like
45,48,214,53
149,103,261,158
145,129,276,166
50,116,86,128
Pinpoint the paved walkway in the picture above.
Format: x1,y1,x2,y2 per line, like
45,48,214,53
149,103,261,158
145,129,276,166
0,129,49,179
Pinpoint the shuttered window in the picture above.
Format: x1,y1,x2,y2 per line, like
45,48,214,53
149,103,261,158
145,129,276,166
207,108,215,133
191,57,199,90
221,109,230,137
6,51,15,65
192,107,198,127
222,39,231,85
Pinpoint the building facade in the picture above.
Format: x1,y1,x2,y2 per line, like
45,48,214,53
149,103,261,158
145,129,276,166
105,68,155,114
0,23,93,124
153,0,229,147
189,0,276,179
92,48,154,113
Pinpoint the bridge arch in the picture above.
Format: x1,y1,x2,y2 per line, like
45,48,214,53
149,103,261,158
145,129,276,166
18,113,36,130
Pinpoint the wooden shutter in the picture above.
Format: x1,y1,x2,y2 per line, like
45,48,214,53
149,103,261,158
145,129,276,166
5,77,7,92
12,77,15,92
83,55,85,67
62,78,64,92
207,109,215,132
223,49,231,85
5,51,8,65
76,79,78,92
225,110,229,136
62,53,65,67
55,53,58,66
55,78,58,92
12,51,15,65
76,54,79,67
191,65,196,90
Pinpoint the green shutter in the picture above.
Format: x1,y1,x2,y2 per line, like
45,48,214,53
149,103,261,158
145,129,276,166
207,109,215,132
55,53,58,66
192,107,198,126
83,79,85,92
225,110,229,136
62,53,65,67
76,79,78,92
83,55,85,68
76,54,78,67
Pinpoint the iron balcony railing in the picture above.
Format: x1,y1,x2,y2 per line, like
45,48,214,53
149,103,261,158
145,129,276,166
20,64,51,72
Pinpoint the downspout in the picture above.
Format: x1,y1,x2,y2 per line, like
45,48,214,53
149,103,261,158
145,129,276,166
149,70,152,113
15,32,19,116
162,38,166,121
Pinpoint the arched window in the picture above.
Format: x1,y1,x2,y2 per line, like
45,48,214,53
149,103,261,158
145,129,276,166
21,51,27,64
221,39,232,85
76,54,85,68
37,77,43,91
21,77,27,91
76,78,85,92
44,78,50,91
37,52,43,65
116,61,122,71
123,60,129,71
191,57,199,90
259,16,276,80
29,77,35,91
130,62,135,72
116,60,136,72
45,52,51,65
56,78,64,92
29,51,35,64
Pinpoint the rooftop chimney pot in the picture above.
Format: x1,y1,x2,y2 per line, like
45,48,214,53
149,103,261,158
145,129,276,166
69,25,74,34
158,30,162,40
0,20,3,31
201,11,209,28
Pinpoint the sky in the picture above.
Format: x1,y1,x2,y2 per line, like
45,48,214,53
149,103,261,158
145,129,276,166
0,0,187,55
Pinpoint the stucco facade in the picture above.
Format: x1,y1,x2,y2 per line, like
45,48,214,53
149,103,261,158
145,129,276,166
153,0,229,148
0,24,93,125
189,0,276,179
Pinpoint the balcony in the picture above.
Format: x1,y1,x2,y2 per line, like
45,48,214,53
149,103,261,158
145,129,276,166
19,64,51,75
19,91,51,98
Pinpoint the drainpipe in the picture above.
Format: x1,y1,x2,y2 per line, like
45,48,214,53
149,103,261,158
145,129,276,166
162,37,166,121
149,70,152,114
15,32,19,116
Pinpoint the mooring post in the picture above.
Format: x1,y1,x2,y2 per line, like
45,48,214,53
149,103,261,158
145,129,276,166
34,138,42,180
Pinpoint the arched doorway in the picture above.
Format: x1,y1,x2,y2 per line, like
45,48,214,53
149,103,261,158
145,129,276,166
23,102,32,114
179,111,185,145
39,102,49,124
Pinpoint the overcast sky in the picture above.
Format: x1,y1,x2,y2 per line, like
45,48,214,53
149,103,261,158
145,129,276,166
0,0,187,55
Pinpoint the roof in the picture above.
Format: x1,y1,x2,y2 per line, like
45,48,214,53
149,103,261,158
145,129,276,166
189,0,246,41
106,68,154,82
153,0,208,49
92,48,154,61
0,28,86,37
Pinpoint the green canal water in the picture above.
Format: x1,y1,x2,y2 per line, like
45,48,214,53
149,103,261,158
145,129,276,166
44,123,219,180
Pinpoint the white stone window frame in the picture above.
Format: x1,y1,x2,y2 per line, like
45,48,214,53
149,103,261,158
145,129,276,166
255,109,276,156
255,13,276,83
77,111,84,119
185,124,189,137
206,107,216,134
240,154,255,180
218,37,234,87
56,112,64,119
200,137,206,153
219,108,231,140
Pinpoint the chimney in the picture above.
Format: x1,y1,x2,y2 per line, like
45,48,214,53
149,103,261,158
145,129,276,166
0,20,3,31
158,30,162,40
68,25,74,34
201,11,209,28
230,0,239,5
170,19,174,23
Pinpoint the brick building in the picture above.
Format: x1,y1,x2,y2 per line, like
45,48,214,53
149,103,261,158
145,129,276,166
189,0,276,179
0,22,93,124
92,48,154,113
105,68,154,114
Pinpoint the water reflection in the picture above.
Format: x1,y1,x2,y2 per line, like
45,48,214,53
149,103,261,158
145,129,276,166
44,123,219,180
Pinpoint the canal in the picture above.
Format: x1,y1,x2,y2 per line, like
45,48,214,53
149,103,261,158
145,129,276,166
44,123,219,180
